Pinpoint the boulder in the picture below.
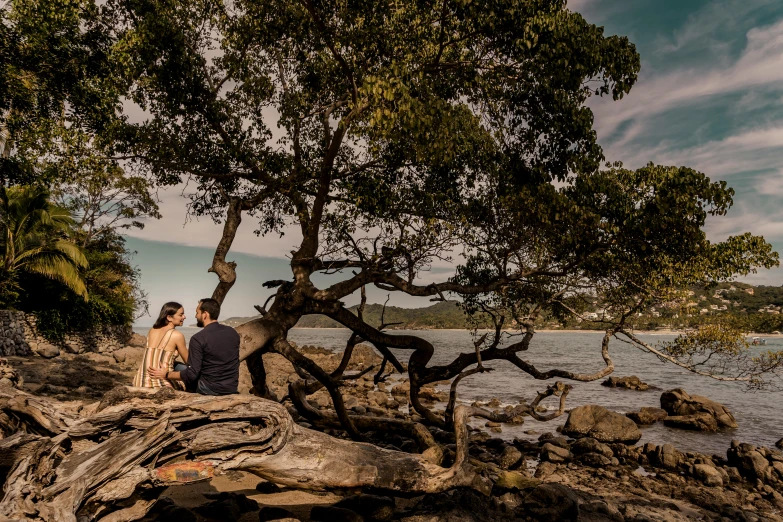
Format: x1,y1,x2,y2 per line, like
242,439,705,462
35,343,60,359
648,443,683,470
561,405,642,443
663,412,719,432
601,375,649,391
540,442,572,463
255,480,284,494
112,346,144,365
334,494,395,521
626,407,668,425
391,381,410,396
727,441,771,482
575,452,613,467
776,438,783,450
660,388,737,429
523,483,579,522
570,437,613,458
499,446,524,470
128,332,147,348
693,463,723,487
540,436,570,449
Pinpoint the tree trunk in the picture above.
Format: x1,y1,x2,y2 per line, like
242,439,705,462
0,385,489,522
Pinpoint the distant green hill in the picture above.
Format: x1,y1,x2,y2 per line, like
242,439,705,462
222,300,479,330
220,283,783,333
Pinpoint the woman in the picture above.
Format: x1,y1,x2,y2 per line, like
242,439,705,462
133,302,189,390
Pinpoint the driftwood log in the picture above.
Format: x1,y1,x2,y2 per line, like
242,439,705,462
0,384,498,522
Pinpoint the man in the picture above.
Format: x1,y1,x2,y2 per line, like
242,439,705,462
149,298,240,395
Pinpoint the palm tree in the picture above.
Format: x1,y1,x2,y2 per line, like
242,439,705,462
0,185,88,304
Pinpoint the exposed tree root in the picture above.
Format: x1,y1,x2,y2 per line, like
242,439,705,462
0,385,489,522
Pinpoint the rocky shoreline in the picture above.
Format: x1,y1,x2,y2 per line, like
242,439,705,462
1,341,783,521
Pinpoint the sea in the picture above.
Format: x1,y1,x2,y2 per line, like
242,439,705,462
133,326,783,456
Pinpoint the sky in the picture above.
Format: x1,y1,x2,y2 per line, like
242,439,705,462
127,0,783,325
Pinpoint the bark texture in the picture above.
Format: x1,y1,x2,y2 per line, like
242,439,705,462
0,385,488,522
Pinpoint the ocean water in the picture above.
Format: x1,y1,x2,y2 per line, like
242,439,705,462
134,326,783,455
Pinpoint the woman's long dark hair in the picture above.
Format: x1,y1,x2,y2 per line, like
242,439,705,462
153,302,183,329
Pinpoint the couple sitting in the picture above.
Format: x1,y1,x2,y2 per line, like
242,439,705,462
132,298,240,396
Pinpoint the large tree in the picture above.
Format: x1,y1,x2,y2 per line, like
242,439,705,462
101,0,780,419
1,0,782,519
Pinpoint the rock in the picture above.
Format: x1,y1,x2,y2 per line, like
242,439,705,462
561,405,641,443
485,421,501,428
663,412,719,432
258,507,300,521
156,499,198,522
310,505,364,522
540,442,572,463
580,500,624,522
576,452,613,467
727,442,770,481
601,375,649,391
776,438,783,449
197,492,259,519
418,387,443,402
128,332,146,348
499,446,524,470
255,480,284,494
112,346,143,364
693,463,724,486
367,391,391,408
626,407,667,425
540,436,570,449
570,437,613,458
724,466,742,483
35,343,60,359
648,443,683,470
523,483,580,521
534,461,558,479
391,381,410,396
334,494,395,521
494,470,541,491
660,388,737,429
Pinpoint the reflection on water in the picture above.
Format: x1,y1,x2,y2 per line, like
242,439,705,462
134,326,783,455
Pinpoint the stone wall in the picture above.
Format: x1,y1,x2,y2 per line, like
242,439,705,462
0,311,31,356
0,310,131,357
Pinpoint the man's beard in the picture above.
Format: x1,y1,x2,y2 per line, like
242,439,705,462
196,318,204,327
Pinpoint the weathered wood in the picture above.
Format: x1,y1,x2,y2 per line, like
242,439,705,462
0,386,490,521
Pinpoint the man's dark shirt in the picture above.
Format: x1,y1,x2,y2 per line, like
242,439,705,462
181,322,240,395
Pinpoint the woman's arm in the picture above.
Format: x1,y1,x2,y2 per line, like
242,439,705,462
174,332,188,363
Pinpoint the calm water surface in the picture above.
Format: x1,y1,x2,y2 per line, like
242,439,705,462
134,326,783,455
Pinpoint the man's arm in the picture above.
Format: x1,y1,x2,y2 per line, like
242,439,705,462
149,335,203,384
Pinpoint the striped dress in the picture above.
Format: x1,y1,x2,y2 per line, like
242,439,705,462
132,329,186,390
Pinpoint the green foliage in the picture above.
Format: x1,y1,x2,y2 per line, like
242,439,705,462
0,185,88,306
5,0,779,384
17,229,145,340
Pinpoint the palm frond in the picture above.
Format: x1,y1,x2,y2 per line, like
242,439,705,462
53,239,88,268
25,254,88,300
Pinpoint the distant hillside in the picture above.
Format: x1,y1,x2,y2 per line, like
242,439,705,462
219,282,783,333
222,301,480,330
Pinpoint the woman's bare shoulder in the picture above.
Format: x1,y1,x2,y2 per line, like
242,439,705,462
171,330,186,341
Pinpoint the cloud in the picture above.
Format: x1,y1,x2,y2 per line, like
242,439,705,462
591,18,783,142
654,0,775,55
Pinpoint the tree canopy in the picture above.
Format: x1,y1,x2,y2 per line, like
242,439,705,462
3,0,782,426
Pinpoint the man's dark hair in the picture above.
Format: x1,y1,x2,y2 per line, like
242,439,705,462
199,298,221,320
